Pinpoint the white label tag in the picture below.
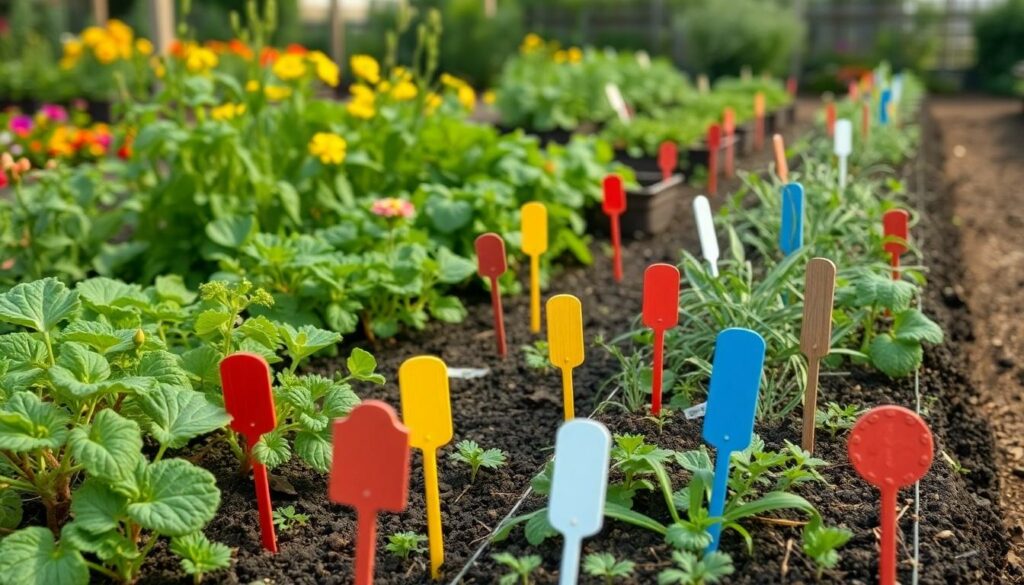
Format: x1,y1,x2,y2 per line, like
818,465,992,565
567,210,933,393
636,51,651,69
684,402,707,420
605,83,631,124
448,367,489,380
697,74,710,95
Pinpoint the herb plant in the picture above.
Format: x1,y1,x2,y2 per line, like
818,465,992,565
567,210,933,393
583,552,636,584
272,505,309,532
815,402,863,438
521,340,553,372
450,440,508,483
656,550,734,585
801,518,853,580
492,552,542,585
386,531,427,560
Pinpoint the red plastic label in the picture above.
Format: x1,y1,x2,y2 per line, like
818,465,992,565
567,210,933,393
220,353,277,442
882,209,909,255
330,400,411,513
658,142,678,181
723,108,735,135
848,405,933,489
602,174,626,215
642,264,680,330
475,233,507,279
707,124,721,150
826,102,837,136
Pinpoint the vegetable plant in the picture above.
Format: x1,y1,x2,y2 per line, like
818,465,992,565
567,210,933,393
272,505,309,532
450,439,508,483
656,550,734,585
521,340,552,372
815,402,862,438
801,518,853,580
385,531,427,560
582,552,636,584
492,552,542,585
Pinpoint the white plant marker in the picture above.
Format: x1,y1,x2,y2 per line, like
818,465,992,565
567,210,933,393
548,419,612,585
834,119,853,190
604,83,631,124
693,195,720,277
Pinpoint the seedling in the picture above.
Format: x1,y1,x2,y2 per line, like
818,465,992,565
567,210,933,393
644,407,675,435
656,550,734,585
522,340,553,372
450,440,508,483
272,505,309,532
941,450,970,475
386,532,428,560
802,518,853,580
492,552,542,585
170,532,232,585
583,553,635,584
815,402,863,438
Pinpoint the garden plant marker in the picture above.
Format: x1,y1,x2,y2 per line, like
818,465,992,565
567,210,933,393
329,401,411,585
707,123,721,196
862,101,870,139
772,133,789,183
604,83,631,123
547,294,584,421
848,79,859,100
754,92,766,150
521,202,548,333
602,174,626,282
799,258,837,454
643,264,681,416
780,182,805,256
548,419,612,585
693,195,720,276
826,101,837,137
848,406,934,585
658,141,678,182
475,233,508,357
219,353,279,553
723,107,736,177
834,119,853,189
787,75,798,97
883,209,910,280
399,356,454,580
879,88,892,125
703,328,767,553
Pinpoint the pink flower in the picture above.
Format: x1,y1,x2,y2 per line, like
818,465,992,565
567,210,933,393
9,115,32,137
40,104,68,123
370,198,415,219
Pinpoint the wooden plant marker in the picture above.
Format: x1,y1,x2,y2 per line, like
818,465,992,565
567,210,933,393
825,101,837,137
799,258,837,454
399,356,453,580
834,119,853,190
658,141,678,182
693,195,720,277
879,88,892,125
219,353,279,553
329,401,411,585
754,92,766,150
862,101,871,140
475,233,508,358
521,202,548,333
883,209,909,280
547,294,584,421
780,182,805,257
723,107,736,177
772,133,789,183
548,419,612,585
848,406,933,585
602,174,626,283
703,328,766,552
707,123,721,196
643,264,681,417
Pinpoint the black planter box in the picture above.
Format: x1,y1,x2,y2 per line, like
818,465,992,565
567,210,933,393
497,123,597,146
590,171,686,237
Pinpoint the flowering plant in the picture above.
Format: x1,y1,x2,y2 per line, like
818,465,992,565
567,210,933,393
0,104,125,167
56,20,154,103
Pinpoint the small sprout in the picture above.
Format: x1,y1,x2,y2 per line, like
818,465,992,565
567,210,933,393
170,532,232,585
644,407,675,435
656,550,734,584
272,505,309,532
583,552,635,584
941,450,970,475
492,552,542,585
521,340,552,371
815,402,862,438
802,519,853,579
450,439,507,483
385,531,427,559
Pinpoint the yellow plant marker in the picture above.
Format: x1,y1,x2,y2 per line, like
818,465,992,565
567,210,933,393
546,294,584,421
521,202,549,333
398,356,453,581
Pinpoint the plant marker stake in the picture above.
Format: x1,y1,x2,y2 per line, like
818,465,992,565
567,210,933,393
825,102,837,137
883,209,909,280
754,92,766,150
707,124,721,196
799,258,837,454
521,202,548,333
703,328,766,553
834,119,853,190
848,80,859,101
547,294,584,421
658,141,678,182
848,406,933,585
399,356,454,580
219,353,279,553
723,107,736,177
643,264,681,416
862,101,870,140
548,419,612,585
475,233,508,357
786,75,798,97
693,195,720,277
772,133,788,183
780,182,804,257
879,88,892,125
602,174,626,282
329,401,411,585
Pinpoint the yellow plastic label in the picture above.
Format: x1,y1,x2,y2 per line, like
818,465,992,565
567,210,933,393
398,356,453,450
521,202,548,256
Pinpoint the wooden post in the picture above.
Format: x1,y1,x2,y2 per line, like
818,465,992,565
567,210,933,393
92,0,109,25
329,0,345,69
484,0,496,18
149,0,175,56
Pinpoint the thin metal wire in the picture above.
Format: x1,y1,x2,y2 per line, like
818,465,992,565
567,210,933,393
910,105,928,585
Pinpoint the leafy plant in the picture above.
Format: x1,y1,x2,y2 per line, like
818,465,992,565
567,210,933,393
492,552,542,585
272,505,309,532
656,550,734,585
583,552,636,584
385,531,427,560
802,518,853,580
815,402,862,438
941,450,970,476
450,439,507,483
521,340,552,372
170,531,233,585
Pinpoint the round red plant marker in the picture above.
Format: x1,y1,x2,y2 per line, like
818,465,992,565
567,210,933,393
602,174,627,283
658,141,678,182
642,263,680,416
475,233,508,357
707,124,721,196
883,209,910,280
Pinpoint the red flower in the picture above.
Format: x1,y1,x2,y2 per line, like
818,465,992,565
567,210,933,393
0,170,8,189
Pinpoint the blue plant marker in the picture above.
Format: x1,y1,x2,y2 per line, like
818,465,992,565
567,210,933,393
879,89,892,125
702,328,767,553
779,182,804,257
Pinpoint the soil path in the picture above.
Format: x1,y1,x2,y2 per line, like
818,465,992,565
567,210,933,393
931,96,1024,581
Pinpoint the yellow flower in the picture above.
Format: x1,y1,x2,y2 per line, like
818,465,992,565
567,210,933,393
350,84,374,101
150,56,166,79
567,47,583,64
308,132,347,165
264,85,293,101
308,51,340,87
63,40,84,60
273,53,308,81
135,38,154,56
350,54,380,84
457,85,476,110
393,66,412,82
391,80,418,101
482,90,496,105
425,92,442,114
186,47,218,74
94,41,120,65
520,33,544,54
553,50,567,64
246,80,261,93
377,80,392,94
440,73,466,89
106,20,134,45
211,103,246,121
81,27,107,47
347,99,376,120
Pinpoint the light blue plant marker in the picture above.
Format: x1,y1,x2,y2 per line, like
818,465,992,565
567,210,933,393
879,88,892,125
548,419,612,585
702,328,766,553
779,182,804,257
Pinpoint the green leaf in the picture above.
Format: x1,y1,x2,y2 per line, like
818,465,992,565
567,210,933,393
68,410,143,483
868,333,922,377
194,310,233,337
49,342,110,394
60,321,132,354
346,348,383,383
0,278,80,332
0,526,88,585
436,248,477,284
70,479,127,534
170,532,232,577
75,278,147,313
853,273,916,311
154,275,197,305
429,295,467,323
425,198,473,234
252,428,291,469
125,459,220,536
237,316,281,349
294,430,332,472
277,323,341,365
893,309,944,344
0,488,23,531
524,509,558,545
60,522,137,563
137,351,193,389
0,333,50,367
136,386,230,449
206,215,255,249
180,346,222,391
0,392,70,452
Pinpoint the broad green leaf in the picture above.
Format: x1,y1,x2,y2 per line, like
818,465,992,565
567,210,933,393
60,321,132,354
69,479,127,534
869,333,922,377
0,526,88,585
0,333,48,368
194,310,233,337
0,392,70,452
436,247,477,284
345,348,383,383
294,430,332,472
604,502,668,535
277,323,341,365
853,273,916,311
136,386,231,449
0,279,80,332
154,275,198,305
75,278,147,312
126,459,220,536
893,309,944,344
0,488,23,531
68,410,143,483
180,346,223,393
425,198,473,234
137,351,193,389
252,428,291,469
170,532,232,577
429,295,467,324
206,215,255,249
723,491,817,522
524,508,558,545
59,522,138,563
323,386,361,418
237,315,281,349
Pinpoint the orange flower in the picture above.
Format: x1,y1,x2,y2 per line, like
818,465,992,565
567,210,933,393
285,43,308,56
169,40,186,58
229,39,253,60
260,47,280,67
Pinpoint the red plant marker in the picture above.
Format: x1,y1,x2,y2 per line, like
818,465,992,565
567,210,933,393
883,209,909,280
862,101,871,140
848,405,933,585
848,80,859,101
707,123,721,196
220,353,278,553
786,76,798,97
643,263,680,416
603,174,626,283
825,102,837,137
658,141,678,182
772,133,789,183
330,401,411,585
754,92,766,151
723,107,736,177
475,233,508,357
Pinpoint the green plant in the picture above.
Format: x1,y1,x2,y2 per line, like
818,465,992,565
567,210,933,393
521,340,552,372
645,407,675,435
801,518,853,580
385,531,427,560
450,439,507,483
656,550,734,585
815,402,862,438
974,0,1024,94
272,505,309,532
941,450,970,476
492,552,542,585
583,552,636,584
170,531,233,585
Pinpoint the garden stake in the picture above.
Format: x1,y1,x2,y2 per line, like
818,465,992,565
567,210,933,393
834,119,853,190
723,107,736,177
399,356,454,580
825,102,836,137
754,92,766,150
548,419,612,585
521,202,548,333
848,406,933,585
602,174,626,283
658,141,678,182
219,353,278,553
475,233,508,357
329,401,411,585
879,88,892,125
883,209,910,280
546,294,584,421
862,101,870,140
799,258,837,454
707,123,721,196
780,182,805,257
643,264,681,416
786,75,798,97
703,328,766,553
604,83,631,123
772,133,789,183
693,195,720,277
848,80,859,101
